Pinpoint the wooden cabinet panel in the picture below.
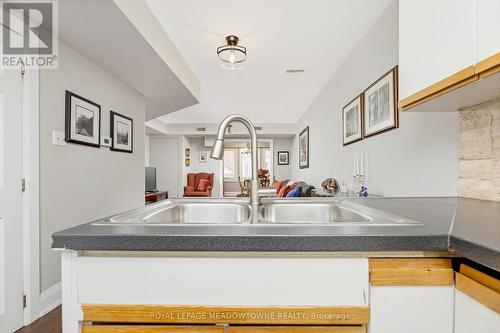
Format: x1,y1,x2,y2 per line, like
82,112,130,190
369,259,454,333
399,0,476,100
82,326,223,333
454,264,500,332
369,259,453,286
477,0,500,63
227,327,365,333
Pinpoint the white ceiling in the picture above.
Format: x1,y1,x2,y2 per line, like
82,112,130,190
147,0,392,124
57,0,200,121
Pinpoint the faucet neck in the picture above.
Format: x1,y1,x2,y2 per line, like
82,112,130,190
212,114,261,205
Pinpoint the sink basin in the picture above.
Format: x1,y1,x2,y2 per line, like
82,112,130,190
94,200,252,225
260,202,370,224
144,202,251,224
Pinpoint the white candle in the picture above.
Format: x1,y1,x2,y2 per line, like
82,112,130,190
353,154,358,176
360,152,364,176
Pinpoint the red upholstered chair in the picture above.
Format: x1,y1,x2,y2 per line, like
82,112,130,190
183,173,214,197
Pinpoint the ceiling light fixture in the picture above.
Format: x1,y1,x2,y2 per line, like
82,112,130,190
217,35,246,69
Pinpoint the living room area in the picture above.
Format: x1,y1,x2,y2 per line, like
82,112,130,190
145,122,294,200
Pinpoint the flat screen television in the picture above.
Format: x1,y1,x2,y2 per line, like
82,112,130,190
145,167,157,192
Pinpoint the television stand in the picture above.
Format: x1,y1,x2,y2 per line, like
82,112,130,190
145,191,168,204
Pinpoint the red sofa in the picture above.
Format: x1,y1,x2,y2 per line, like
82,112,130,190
183,172,214,197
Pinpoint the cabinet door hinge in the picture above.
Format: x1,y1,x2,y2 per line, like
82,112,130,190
21,178,26,192
23,295,27,308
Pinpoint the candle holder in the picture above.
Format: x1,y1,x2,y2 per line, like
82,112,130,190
353,174,365,196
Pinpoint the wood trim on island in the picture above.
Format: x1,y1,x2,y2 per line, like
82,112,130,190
456,272,500,314
82,326,224,333
227,327,366,333
81,304,370,326
399,52,500,111
459,264,500,294
369,258,454,286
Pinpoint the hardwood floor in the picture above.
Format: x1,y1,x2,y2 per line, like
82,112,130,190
15,306,61,333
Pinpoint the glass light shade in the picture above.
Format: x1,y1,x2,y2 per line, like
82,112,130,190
217,36,246,66
217,45,247,64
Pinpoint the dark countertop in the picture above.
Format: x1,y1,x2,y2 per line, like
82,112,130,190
449,198,500,270
52,197,500,271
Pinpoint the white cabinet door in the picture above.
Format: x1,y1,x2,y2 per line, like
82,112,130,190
455,289,500,333
476,0,500,63
399,0,476,99
369,286,454,333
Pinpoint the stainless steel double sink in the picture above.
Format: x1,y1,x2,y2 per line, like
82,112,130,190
93,198,422,227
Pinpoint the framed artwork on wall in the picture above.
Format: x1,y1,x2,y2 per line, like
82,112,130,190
363,66,399,137
198,152,208,163
185,148,191,157
277,151,289,165
299,126,309,169
65,90,101,147
342,94,363,145
185,158,190,167
110,111,133,153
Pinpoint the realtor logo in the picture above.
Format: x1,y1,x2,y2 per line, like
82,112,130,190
1,0,58,69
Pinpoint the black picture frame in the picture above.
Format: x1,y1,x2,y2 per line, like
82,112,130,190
277,151,289,165
110,111,133,153
65,90,101,147
299,126,309,169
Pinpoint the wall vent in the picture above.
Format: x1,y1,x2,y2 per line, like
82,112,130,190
286,69,305,73
254,126,262,131
196,127,206,132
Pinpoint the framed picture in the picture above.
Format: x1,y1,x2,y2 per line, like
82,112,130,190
299,126,309,169
342,95,363,145
363,66,399,137
198,152,208,163
185,158,190,167
277,151,289,165
110,111,133,153
65,90,101,147
185,148,191,157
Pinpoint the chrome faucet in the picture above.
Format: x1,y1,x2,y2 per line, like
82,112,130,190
210,114,261,208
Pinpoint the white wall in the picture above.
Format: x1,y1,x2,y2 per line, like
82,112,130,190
149,137,180,197
40,41,146,291
145,134,150,166
292,0,459,196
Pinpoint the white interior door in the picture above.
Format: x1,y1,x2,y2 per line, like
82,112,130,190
0,67,25,332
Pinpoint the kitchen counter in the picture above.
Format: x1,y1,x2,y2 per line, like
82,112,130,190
450,198,500,270
52,197,499,271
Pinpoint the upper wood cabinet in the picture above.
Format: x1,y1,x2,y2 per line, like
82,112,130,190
477,0,500,64
398,0,476,101
398,0,500,111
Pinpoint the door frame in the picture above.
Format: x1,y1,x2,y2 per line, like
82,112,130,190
21,66,45,325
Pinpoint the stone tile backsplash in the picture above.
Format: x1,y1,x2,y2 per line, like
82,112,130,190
459,99,500,202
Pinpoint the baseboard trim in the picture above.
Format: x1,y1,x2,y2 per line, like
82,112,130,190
39,282,62,317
